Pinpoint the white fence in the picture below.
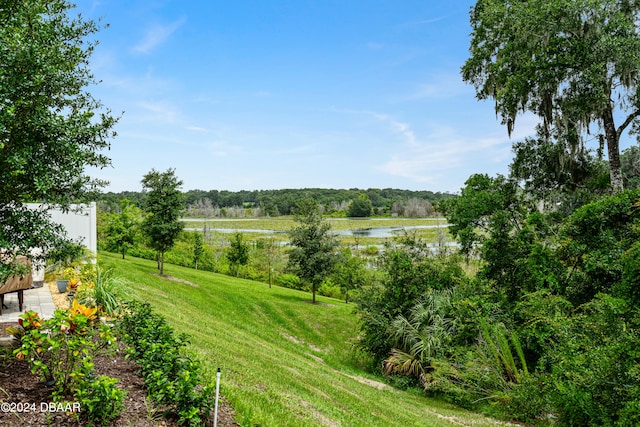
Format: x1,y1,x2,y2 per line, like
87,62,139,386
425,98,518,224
24,203,97,285
26,203,97,255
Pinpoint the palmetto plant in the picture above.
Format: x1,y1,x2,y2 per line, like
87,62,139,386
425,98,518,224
477,319,529,387
383,289,456,379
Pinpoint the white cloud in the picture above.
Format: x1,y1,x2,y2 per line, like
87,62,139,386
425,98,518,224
280,144,316,154
185,126,208,132
132,17,186,54
404,74,473,101
374,112,539,184
371,113,419,147
137,100,179,123
404,16,449,27
333,108,419,147
204,140,243,158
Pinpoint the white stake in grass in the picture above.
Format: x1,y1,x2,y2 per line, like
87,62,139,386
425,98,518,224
214,367,221,427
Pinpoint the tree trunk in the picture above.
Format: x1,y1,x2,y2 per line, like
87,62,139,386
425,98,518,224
160,251,164,275
603,108,624,193
312,287,316,304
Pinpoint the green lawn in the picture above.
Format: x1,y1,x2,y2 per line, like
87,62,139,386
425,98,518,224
101,252,509,426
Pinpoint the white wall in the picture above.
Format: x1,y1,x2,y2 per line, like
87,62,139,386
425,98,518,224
26,203,97,254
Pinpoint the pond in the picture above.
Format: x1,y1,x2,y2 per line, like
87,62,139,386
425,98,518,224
332,224,449,238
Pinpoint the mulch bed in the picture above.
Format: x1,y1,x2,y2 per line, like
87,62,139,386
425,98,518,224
0,322,238,427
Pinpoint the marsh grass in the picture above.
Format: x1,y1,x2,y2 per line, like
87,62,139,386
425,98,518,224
101,252,510,426
185,217,453,246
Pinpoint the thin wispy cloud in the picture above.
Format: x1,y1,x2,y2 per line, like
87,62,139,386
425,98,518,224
371,112,419,147
137,100,179,122
205,140,243,158
89,1,103,15
378,115,540,184
185,126,208,132
404,75,472,101
333,108,419,147
280,144,317,154
405,16,449,26
132,17,186,54
379,135,488,183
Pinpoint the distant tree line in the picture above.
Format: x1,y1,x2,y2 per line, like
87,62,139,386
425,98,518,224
98,187,454,217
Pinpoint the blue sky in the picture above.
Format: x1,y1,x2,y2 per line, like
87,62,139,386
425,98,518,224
80,0,542,194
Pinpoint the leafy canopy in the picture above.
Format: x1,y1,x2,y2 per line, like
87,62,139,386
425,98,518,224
287,198,339,303
0,0,116,279
140,168,184,275
226,232,249,276
463,0,640,191
347,194,373,217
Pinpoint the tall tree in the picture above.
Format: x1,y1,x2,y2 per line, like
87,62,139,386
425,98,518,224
226,232,249,277
0,0,116,279
462,0,640,192
193,232,203,270
103,200,142,259
256,237,281,288
140,169,184,275
287,198,339,303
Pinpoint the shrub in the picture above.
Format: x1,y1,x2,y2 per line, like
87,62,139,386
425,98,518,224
616,240,640,305
542,295,640,426
355,239,468,363
119,300,214,425
74,375,126,426
558,189,640,304
364,245,379,256
13,307,124,425
503,294,640,426
277,273,302,290
318,279,342,299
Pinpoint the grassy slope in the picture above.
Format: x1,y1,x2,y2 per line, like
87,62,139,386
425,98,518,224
101,252,508,427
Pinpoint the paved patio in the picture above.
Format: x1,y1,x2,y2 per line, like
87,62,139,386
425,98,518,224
0,285,56,323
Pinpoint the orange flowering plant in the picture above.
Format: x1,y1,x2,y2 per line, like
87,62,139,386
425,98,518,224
13,305,117,398
5,310,42,342
67,277,80,291
70,299,98,323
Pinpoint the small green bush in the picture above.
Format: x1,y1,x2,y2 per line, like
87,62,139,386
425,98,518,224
364,245,379,256
277,273,302,290
318,279,342,299
119,300,214,425
75,375,126,426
